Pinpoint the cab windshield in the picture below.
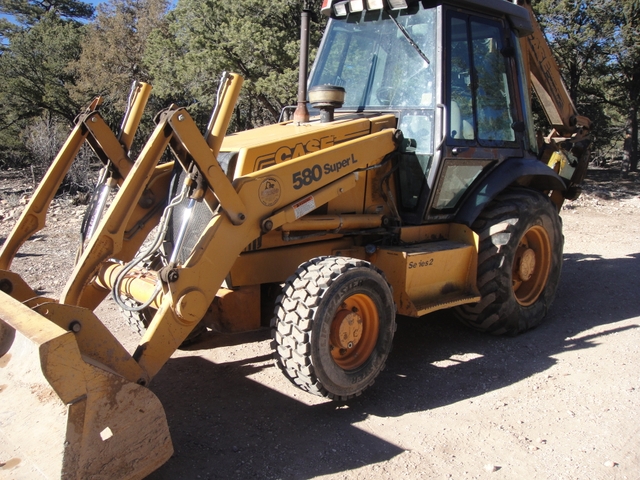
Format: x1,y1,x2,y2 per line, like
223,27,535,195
310,7,437,112
310,6,438,212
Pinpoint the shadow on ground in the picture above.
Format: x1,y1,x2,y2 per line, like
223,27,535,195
582,167,640,199
147,252,640,479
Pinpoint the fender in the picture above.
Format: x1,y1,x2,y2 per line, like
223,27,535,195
455,157,565,226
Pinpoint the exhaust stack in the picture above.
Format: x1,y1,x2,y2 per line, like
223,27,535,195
293,0,311,124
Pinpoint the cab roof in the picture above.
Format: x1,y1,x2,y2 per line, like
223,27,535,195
321,0,533,37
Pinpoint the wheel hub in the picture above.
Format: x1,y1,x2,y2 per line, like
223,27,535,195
512,225,552,306
517,248,536,281
330,309,363,350
329,294,379,370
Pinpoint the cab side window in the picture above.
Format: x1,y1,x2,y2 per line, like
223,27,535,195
449,16,475,141
448,13,515,145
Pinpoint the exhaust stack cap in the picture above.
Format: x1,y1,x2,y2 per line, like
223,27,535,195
309,85,346,123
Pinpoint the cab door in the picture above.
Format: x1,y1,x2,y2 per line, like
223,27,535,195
424,9,524,222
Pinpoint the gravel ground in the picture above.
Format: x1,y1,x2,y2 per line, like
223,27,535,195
1,167,639,479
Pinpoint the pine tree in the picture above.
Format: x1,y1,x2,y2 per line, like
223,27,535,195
607,1,640,173
536,0,640,173
0,0,93,166
144,0,325,129
0,0,93,40
71,0,170,116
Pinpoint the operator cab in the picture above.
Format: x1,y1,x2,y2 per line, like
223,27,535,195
310,0,536,225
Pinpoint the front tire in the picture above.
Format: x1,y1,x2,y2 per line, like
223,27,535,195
454,188,563,335
272,257,396,400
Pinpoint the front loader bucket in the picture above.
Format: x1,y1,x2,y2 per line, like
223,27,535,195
0,292,173,479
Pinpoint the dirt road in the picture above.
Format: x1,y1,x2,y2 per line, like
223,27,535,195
143,202,640,480
1,170,639,479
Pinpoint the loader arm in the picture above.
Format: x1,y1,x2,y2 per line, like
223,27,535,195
59,113,175,307
133,126,397,378
63,74,396,378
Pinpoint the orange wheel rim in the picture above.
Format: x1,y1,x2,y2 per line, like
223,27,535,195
512,224,551,306
329,293,379,370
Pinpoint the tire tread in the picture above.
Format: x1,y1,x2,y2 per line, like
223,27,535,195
271,256,395,400
454,188,563,335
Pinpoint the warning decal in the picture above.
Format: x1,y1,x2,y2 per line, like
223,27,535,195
292,195,316,219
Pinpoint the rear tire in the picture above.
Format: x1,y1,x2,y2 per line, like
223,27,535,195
272,257,396,400
454,188,563,335
120,296,153,336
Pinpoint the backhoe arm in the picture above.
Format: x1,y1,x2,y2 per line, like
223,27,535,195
520,0,591,136
519,0,592,199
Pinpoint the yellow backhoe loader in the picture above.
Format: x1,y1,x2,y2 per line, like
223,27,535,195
0,0,590,478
